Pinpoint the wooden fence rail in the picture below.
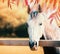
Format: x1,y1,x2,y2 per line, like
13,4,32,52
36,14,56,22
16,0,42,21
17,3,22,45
0,38,60,47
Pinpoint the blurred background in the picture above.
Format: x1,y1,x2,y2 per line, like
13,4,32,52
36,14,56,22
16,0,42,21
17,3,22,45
0,0,28,37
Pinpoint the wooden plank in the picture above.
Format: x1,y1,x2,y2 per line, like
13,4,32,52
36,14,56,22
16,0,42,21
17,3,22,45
0,39,60,46
39,40,60,47
0,39,29,46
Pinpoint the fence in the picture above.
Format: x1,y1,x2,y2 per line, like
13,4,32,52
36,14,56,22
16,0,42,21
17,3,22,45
0,38,60,47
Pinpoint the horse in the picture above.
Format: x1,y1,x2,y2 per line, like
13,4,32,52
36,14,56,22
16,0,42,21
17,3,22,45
27,11,60,54
27,5,60,54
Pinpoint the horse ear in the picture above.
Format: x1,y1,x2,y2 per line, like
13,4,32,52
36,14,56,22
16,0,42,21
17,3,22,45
38,5,42,13
27,5,30,14
24,0,30,14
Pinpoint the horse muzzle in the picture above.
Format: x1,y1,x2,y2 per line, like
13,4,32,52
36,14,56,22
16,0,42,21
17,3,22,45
29,41,38,51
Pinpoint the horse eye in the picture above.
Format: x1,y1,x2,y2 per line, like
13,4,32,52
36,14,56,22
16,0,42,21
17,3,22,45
39,23,42,25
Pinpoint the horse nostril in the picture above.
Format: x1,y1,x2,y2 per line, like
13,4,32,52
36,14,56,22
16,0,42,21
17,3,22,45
29,41,34,48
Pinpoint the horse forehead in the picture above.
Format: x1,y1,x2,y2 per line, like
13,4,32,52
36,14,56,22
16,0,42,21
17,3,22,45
37,13,44,20
36,15,44,24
